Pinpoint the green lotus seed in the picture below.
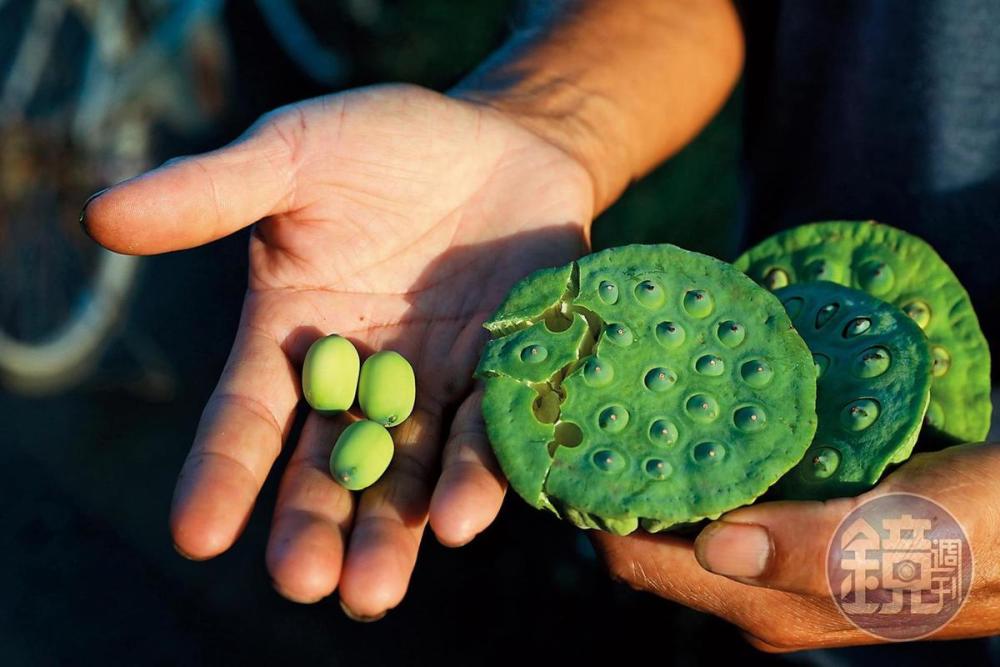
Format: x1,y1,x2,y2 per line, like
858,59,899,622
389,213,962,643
815,302,839,328
717,321,746,347
740,359,774,387
853,346,891,378
734,405,767,432
644,367,677,392
582,356,614,387
682,289,714,318
520,344,549,363
532,391,561,423
782,297,805,320
604,323,634,347
592,449,625,472
329,419,394,491
302,334,360,413
644,458,672,480
685,394,720,422
843,317,871,338
648,419,678,446
598,405,629,432
358,350,416,427
931,345,951,377
925,400,945,429
813,353,830,378
655,321,686,348
693,442,726,464
598,280,620,304
840,398,880,431
695,354,725,376
763,267,789,289
805,446,841,480
634,280,665,308
858,260,894,295
902,300,931,329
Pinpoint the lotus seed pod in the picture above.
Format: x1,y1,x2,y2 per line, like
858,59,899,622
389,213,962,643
772,282,932,500
358,351,416,427
735,220,991,444
302,334,360,414
329,419,394,491
477,244,817,534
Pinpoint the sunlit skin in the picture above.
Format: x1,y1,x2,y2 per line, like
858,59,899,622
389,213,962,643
82,0,1000,650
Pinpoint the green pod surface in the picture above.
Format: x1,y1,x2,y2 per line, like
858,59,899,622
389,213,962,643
477,244,818,535
358,351,416,427
735,220,992,444
302,334,360,413
330,419,394,490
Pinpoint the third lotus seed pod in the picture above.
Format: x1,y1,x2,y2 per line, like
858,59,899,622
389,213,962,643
302,334,359,413
330,419,394,491
358,350,416,427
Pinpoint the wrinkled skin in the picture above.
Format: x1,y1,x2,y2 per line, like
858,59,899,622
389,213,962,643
592,441,1000,651
83,84,593,618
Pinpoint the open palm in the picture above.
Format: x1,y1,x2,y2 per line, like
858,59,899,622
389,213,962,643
84,84,594,617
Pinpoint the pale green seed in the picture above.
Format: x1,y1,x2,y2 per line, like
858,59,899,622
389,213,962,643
302,334,360,413
358,350,416,427
330,420,394,491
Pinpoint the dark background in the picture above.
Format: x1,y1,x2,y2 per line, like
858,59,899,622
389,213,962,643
1,2,995,665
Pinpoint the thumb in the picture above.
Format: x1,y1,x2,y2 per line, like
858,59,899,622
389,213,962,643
80,109,300,255
692,496,859,596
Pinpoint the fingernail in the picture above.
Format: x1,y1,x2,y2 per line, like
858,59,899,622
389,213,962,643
694,521,772,578
78,186,110,230
339,598,387,623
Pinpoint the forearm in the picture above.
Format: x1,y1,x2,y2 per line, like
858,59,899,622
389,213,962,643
453,0,744,214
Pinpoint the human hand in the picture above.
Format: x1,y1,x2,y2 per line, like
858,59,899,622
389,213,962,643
82,83,594,618
591,441,1000,651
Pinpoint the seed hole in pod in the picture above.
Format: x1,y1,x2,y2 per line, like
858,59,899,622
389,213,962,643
740,359,774,388
604,322,634,347
717,321,746,347
553,421,583,448
598,405,630,433
931,345,951,377
695,354,725,376
804,446,841,480
858,260,895,295
763,267,789,290
782,297,805,321
815,302,839,328
598,280,620,305
520,344,548,363
648,419,678,446
924,400,945,429
840,398,880,431
853,346,890,378
683,289,714,318
805,259,831,281
813,353,830,378
644,367,678,392
843,317,872,338
644,458,672,480
734,406,767,432
583,357,614,387
592,448,625,472
693,442,726,464
532,390,561,424
685,394,720,423
902,300,931,329
655,321,686,348
634,280,666,308
544,309,573,332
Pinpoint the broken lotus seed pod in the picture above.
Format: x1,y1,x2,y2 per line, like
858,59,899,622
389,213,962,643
735,220,991,444
773,282,932,500
476,244,817,534
302,334,360,413
358,350,416,427
330,419,394,491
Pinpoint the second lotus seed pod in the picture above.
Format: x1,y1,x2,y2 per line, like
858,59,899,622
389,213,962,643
302,334,360,413
358,350,416,427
